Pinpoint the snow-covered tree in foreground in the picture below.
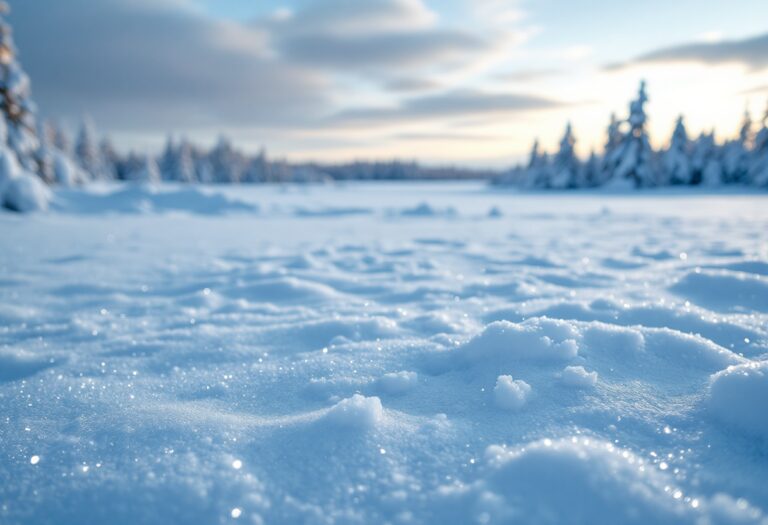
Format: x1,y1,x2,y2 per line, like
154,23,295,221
0,1,49,211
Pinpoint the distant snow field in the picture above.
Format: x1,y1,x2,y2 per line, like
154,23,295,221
1,182,767,524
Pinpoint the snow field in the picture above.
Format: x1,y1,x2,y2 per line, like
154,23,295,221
1,182,767,524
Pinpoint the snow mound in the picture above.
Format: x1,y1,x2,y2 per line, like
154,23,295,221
226,277,342,305
398,202,457,217
708,361,768,439
2,172,51,212
433,438,712,525
458,318,580,364
493,375,531,410
54,185,257,215
561,365,598,388
324,394,384,430
377,371,418,395
671,270,768,312
0,348,56,382
294,206,372,217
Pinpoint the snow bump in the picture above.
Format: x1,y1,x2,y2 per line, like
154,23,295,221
324,394,384,430
707,360,768,439
493,375,532,410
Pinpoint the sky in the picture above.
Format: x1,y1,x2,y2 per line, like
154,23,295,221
9,0,768,166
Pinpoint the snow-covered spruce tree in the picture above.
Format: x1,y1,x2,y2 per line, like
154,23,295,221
35,121,55,183
0,2,51,211
49,121,72,155
721,109,752,184
610,81,656,188
550,122,580,189
662,115,692,185
75,118,104,180
0,1,41,174
243,148,270,183
690,131,722,186
579,150,600,188
98,138,119,180
600,112,625,186
158,137,195,183
749,103,768,187
125,154,160,183
37,120,87,186
524,139,551,188
208,137,245,183
176,140,196,183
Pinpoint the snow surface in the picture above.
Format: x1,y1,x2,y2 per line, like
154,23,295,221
1,182,767,524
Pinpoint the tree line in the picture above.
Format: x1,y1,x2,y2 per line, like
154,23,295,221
496,81,768,189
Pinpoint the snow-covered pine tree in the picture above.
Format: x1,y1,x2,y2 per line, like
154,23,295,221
208,137,245,183
662,116,692,185
749,102,768,187
243,148,270,183
159,138,196,183
98,138,118,180
50,122,73,155
550,122,580,189
690,131,722,186
600,113,624,186
158,136,176,181
0,1,41,175
125,154,160,183
37,120,87,186
721,109,752,184
579,150,600,188
524,139,551,188
75,118,106,180
35,121,55,183
611,81,656,188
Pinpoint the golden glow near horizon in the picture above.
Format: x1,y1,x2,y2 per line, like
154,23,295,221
281,61,768,166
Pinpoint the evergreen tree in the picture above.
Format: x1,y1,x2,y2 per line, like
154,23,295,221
550,122,579,188
600,113,624,186
749,102,768,186
158,136,176,181
75,118,106,180
662,116,692,185
159,137,196,183
99,138,119,180
126,154,160,183
524,139,551,188
243,148,270,183
611,81,655,188
35,121,55,183
722,109,752,184
690,131,722,186
0,2,40,174
208,137,245,183
579,150,600,188
50,122,72,155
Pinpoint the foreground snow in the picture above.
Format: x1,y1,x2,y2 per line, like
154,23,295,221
1,182,767,524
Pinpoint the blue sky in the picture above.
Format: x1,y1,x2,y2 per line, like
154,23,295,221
9,0,768,166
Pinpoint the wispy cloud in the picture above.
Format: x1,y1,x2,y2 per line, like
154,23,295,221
607,32,768,71
332,89,563,126
11,0,329,131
